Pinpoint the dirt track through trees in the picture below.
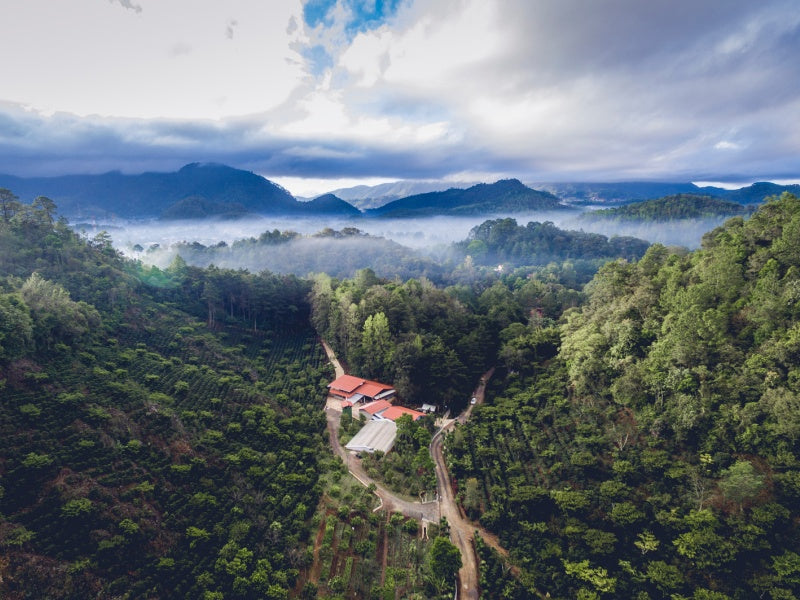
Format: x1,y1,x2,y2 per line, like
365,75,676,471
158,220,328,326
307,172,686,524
321,342,513,598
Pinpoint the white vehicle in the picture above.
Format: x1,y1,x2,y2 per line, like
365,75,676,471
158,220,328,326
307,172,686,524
470,397,477,405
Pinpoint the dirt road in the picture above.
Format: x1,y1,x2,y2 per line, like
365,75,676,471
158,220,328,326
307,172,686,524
321,340,513,598
430,369,498,599
324,406,439,521
321,340,344,378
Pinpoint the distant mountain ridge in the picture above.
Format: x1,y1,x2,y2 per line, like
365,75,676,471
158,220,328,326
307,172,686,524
0,163,361,220
537,181,800,205
2,163,797,220
366,179,565,218
321,180,477,210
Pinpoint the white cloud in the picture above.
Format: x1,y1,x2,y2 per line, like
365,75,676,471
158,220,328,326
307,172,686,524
268,174,396,197
0,0,798,183
0,0,307,120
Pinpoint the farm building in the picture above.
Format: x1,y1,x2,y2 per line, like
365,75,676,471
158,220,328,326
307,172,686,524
358,399,392,420
379,405,426,422
328,375,396,405
358,400,425,422
345,419,397,454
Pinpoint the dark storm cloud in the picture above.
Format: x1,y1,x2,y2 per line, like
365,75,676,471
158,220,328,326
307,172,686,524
0,105,506,181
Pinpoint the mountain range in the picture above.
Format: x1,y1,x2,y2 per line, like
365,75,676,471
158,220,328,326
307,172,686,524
536,180,800,205
366,178,564,218
1,163,798,221
0,163,300,219
315,179,478,210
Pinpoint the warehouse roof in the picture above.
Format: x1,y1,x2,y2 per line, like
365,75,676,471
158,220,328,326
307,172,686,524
345,419,397,454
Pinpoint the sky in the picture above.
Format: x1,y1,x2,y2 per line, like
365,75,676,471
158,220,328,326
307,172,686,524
1,0,799,196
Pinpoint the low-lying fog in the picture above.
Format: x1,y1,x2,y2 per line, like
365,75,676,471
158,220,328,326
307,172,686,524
79,211,734,276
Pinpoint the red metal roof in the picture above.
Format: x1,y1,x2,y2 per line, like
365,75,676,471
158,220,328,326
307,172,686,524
328,374,366,394
329,375,395,400
360,399,393,415
380,406,426,422
357,381,393,398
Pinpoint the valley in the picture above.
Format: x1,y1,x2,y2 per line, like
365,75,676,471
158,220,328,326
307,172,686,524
1,184,800,599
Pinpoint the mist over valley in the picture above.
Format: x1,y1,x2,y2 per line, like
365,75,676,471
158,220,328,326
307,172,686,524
91,207,735,281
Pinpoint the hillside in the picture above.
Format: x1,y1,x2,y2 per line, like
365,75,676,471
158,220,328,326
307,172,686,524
163,227,444,281
721,181,800,204
300,193,362,216
321,180,476,210
456,217,650,267
159,195,251,220
540,181,800,206
0,163,301,219
367,179,564,218
581,193,752,222
447,192,800,598
0,202,332,598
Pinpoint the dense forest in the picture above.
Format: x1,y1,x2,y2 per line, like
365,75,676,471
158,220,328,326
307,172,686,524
455,217,650,268
0,193,332,598
447,193,800,598
307,259,588,414
158,228,445,282
581,194,752,222
3,184,800,599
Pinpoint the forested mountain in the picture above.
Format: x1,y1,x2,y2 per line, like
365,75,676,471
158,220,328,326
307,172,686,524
0,198,332,598
540,181,800,206
159,195,251,220
539,181,705,205
162,227,445,281
366,179,564,218
300,194,362,216
720,181,800,204
0,164,301,219
456,217,650,267
447,193,800,598
581,194,752,222
320,180,473,210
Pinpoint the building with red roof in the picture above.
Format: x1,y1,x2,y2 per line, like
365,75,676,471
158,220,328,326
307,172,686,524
357,400,426,423
328,375,396,404
380,405,426,422
358,399,393,420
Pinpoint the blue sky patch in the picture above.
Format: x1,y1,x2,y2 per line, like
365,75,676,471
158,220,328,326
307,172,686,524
303,44,334,77
303,0,402,34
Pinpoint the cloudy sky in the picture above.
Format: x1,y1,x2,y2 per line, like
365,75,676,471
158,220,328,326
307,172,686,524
1,0,798,195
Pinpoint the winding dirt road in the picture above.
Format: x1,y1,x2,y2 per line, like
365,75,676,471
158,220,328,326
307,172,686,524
321,341,511,598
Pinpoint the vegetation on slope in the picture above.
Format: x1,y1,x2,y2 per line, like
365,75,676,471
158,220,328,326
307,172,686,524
447,193,800,599
456,217,650,268
0,193,332,599
367,179,563,218
307,455,453,599
166,227,444,282
581,194,751,222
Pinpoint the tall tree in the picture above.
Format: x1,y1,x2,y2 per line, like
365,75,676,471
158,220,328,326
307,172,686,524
0,188,21,222
361,311,393,379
